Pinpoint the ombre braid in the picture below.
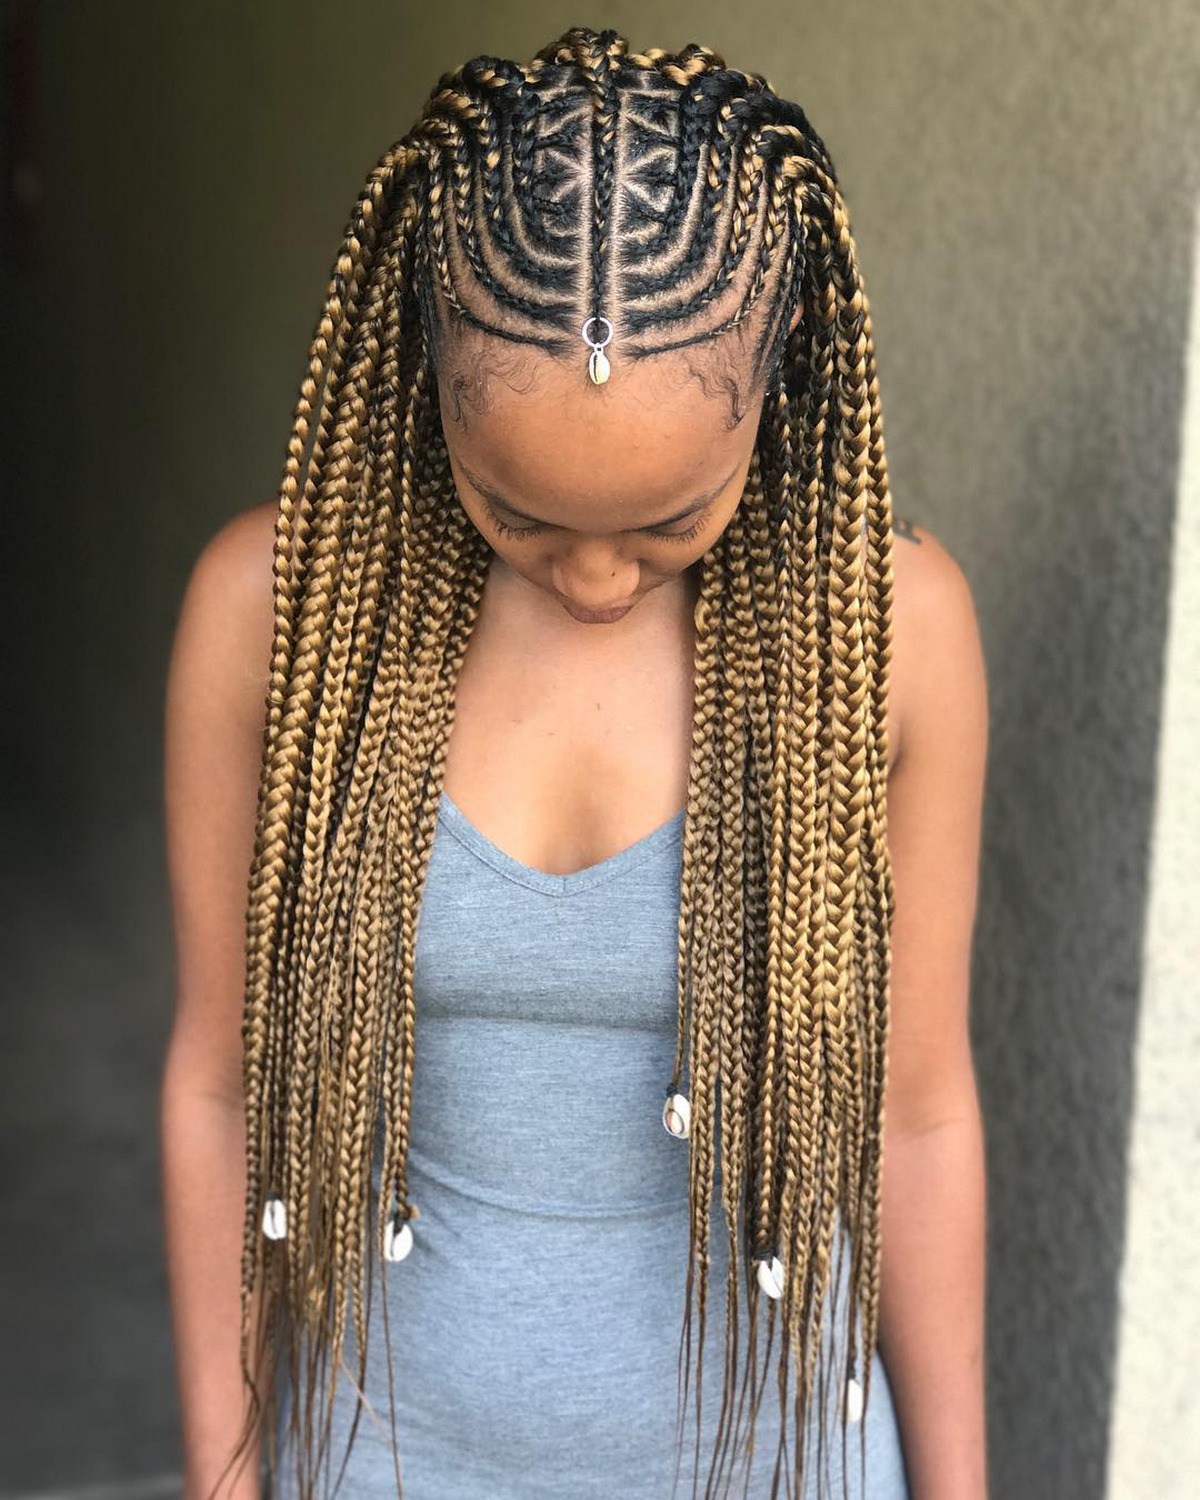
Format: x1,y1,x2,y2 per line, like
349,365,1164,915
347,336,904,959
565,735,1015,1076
223,26,896,1500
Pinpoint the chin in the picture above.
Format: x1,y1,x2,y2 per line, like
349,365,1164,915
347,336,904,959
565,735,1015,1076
560,598,636,625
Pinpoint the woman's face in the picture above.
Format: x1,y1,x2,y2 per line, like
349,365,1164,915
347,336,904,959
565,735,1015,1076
437,346,766,626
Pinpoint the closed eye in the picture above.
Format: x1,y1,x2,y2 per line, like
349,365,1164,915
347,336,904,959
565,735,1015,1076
481,496,712,544
482,500,544,538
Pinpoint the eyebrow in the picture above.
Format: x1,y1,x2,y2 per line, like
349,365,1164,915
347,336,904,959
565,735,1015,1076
457,459,740,531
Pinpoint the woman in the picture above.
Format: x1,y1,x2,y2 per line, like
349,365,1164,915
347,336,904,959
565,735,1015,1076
161,26,989,1500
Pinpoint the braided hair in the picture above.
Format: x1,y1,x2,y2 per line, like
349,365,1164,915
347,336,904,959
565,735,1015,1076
225,26,896,1500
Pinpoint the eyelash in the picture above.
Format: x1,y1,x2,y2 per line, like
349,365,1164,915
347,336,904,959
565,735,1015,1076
482,499,709,545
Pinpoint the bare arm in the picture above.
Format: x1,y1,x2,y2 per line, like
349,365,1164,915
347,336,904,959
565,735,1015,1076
160,501,279,1500
877,523,990,1500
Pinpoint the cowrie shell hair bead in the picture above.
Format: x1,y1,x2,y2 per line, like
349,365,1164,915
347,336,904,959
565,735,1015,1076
384,1215,414,1263
262,1197,287,1240
755,1254,785,1299
662,1092,691,1138
582,315,613,386
845,1374,864,1423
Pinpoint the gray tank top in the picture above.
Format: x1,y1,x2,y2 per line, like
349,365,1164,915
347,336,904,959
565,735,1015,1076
270,789,911,1498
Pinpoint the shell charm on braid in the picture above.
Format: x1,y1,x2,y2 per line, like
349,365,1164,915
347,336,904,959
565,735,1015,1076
384,1195,419,1262
384,1212,414,1263
662,1090,691,1138
754,1251,785,1300
582,315,613,384
261,1196,287,1240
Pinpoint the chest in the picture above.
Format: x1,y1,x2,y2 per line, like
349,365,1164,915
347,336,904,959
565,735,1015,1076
441,600,695,877
439,577,900,878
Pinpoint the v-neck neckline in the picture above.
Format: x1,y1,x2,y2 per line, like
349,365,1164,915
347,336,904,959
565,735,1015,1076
437,790,686,897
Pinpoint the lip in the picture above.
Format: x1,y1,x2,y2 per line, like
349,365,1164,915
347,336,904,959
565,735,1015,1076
561,598,636,624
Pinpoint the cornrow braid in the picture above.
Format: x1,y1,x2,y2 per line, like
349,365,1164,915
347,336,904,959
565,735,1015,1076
222,26,896,1500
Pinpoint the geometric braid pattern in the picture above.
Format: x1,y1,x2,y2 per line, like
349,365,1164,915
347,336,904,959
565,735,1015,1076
417,28,835,389
229,25,895,1500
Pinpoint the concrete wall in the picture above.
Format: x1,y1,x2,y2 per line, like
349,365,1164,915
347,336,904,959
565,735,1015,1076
3,2,1197,1495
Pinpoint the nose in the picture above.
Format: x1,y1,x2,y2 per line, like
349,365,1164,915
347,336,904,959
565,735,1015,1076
551,544,639,614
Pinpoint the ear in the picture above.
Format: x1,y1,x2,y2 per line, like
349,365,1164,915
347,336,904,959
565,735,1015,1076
787,296,804,334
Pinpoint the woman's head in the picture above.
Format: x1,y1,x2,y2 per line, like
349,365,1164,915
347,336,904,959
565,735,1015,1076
233,27,895,1500
416,32,814,625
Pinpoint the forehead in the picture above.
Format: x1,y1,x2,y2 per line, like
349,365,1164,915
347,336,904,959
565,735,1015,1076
436,344,759,515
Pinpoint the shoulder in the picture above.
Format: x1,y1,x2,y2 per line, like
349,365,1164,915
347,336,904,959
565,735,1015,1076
167,498,279,738
888,516,987,774
184,497,278,622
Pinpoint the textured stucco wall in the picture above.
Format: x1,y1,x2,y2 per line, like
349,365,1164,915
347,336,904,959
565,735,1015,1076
3,3,1198,1495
